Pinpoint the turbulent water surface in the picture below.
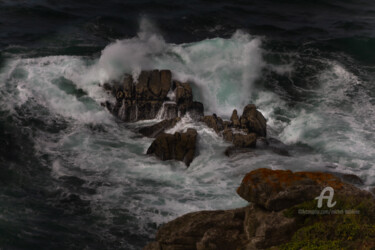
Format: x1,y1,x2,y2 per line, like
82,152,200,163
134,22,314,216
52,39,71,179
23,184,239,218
1,0,375,249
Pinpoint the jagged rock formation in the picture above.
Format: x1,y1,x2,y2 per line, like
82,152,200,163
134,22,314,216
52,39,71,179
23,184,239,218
144,168,374,250
103,70,204,122
102,70,204,166
102,69,275,164
201,104,268,155
146,128,198,167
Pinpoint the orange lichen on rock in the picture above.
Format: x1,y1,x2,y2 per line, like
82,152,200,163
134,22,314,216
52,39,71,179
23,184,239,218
236,168,352,211
239,168,344,193
294,171,344,189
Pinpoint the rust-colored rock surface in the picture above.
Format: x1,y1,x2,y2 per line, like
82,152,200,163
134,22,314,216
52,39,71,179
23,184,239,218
237,168,369,211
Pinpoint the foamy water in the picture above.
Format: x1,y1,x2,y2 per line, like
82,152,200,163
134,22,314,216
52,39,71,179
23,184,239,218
1,18,374,249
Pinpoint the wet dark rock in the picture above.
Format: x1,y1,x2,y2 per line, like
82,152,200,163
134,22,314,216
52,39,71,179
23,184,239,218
139,117,181,138
201,105,268,155
224,146,255,157
103,70,203,123
240,104,267,137
201,114,224,133
102,82,112,92
230,109,240,128
158,102,178,120
174,81,193,107
147,128,198,167
256,137,269,148
222,129,233,142
187,101,204,120
160,70,172,97
254,137,290,157
232,133,257,148
104,70,172,122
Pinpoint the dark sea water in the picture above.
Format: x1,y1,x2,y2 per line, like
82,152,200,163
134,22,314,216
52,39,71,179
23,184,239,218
1,0,375,249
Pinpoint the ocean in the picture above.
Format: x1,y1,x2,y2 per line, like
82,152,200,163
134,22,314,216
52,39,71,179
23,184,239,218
0,0,374,249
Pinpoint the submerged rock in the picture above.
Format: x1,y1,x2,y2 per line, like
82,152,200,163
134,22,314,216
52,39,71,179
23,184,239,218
224,146,255,157
147,128,198,167
138,117,181,138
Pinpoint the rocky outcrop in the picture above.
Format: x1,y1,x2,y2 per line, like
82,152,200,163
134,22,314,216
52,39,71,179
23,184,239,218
240,104,267,137
201,105,267,155
101,69,206,166
199,106,292,158
102,69,291,165
147,128,198,167
113,70,169,121
103,70,204,122
201,105,266,138
145,168,375,249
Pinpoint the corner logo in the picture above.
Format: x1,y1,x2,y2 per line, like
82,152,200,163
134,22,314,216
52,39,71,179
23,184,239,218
315,186,337,208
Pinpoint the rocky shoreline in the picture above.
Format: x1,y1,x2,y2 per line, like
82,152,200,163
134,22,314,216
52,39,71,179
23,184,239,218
101,70,375,249
144,169,375,250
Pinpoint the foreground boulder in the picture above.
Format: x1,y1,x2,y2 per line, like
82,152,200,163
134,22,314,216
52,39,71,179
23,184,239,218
144,205,297,250
103,70,204,122
145,168,375,249
147,128,198,167
236,168,370,211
